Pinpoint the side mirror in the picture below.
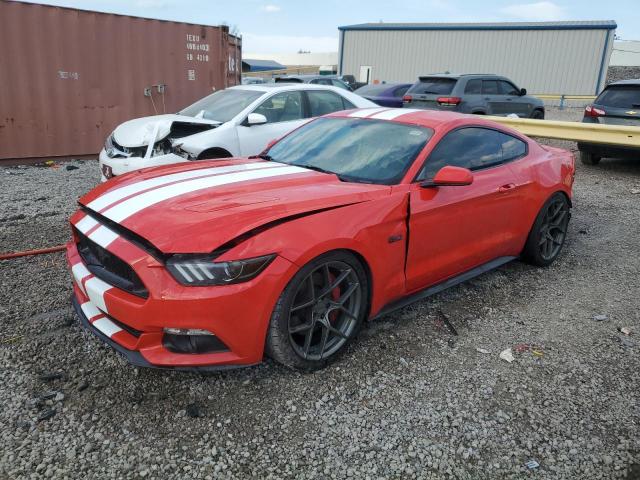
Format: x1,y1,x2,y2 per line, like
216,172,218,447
520,88,527,96
421,166,474,188
246,113,267,126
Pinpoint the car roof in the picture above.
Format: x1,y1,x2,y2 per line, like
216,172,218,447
325,107,528,137
417,73,504,80
276,74,330,80
228,83,344,93
606,79,640,87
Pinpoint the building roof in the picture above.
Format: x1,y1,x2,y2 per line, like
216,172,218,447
339,20,617,31
241,59,286,72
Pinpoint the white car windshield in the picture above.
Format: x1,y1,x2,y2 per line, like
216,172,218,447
180,89,263,122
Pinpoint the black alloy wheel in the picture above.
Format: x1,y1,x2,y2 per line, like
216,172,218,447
522,192,571,267
287,260,362,361
266,251,368,370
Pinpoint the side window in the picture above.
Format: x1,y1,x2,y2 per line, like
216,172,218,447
417,128,527,180
482,80,499,95
464,79,482,94
253,91,303,123
498,81,520,96
330,79,349,90
307,91,350,117
393,85,410,98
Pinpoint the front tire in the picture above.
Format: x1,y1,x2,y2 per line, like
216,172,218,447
522,192,570,267
579,150,601,165
265,251,369,371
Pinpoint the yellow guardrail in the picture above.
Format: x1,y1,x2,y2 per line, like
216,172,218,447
487,116,640,147
534,94,596,101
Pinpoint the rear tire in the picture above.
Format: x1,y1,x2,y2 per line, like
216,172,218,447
579,150,601,165
531,109,545,120
265,251,369,371
522,192,570,267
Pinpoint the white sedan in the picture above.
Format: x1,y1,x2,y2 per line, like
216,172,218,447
99,84,376,181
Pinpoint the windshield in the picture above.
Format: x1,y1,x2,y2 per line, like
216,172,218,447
180,89,263,122
408,78,456,95
265,117,433,185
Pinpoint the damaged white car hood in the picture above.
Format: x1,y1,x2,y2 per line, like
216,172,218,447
112,114,221,148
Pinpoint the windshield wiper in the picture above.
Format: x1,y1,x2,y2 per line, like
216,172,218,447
252,153,288,164
301,164,336,175
301,164,359,182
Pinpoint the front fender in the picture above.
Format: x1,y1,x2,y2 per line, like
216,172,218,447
219,193,410,318
179,123,240,157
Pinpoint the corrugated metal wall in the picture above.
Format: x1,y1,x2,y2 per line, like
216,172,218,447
340,27,614,95
0,1,241,161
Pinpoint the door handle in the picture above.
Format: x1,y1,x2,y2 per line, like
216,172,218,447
498,183,516,192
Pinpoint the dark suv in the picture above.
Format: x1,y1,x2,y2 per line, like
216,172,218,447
402,74,544,119
578,79,640,165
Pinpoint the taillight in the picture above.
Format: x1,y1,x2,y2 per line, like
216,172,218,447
585,105,605,117
402,95,412,103
437,96,462,106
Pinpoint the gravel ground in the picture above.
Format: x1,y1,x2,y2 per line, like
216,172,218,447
1,108,639,479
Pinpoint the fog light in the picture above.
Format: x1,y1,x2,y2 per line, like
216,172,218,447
162,328,229,354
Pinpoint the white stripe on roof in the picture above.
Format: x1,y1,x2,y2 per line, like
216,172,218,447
348,108,388,118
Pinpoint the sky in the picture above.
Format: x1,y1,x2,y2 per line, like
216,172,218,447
16,0,640,53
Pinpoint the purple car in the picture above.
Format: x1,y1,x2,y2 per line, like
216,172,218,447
354,83,412,108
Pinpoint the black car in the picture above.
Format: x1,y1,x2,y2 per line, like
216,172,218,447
578,79,640,165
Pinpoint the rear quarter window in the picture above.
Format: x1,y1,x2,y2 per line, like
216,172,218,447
596,86,640,108
408,78,456,95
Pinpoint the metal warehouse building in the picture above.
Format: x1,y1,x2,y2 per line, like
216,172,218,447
0,1,241,162
338,21,616,96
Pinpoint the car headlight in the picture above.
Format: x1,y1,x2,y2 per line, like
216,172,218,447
105,133,114,152
166,254,275,286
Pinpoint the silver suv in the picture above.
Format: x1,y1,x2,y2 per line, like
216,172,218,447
578,79,640,165
402,74,545,119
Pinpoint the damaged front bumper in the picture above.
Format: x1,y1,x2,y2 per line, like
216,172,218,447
98,148,186,181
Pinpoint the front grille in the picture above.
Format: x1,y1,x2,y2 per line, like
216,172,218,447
76,230,149,298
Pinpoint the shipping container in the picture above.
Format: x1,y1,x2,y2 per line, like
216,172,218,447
0,1,242,161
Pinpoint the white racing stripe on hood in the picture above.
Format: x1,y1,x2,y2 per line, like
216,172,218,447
87,162,277,212
348,108,388,118
87,225,119,249
101,165,311,223
75,215,98,234
370,108,421,120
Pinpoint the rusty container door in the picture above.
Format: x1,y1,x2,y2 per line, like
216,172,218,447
0,1,241,161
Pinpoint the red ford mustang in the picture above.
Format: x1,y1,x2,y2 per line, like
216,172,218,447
67,108,575,371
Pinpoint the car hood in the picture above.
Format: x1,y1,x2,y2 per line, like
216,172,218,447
79,159,391,253
112,114,220,148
